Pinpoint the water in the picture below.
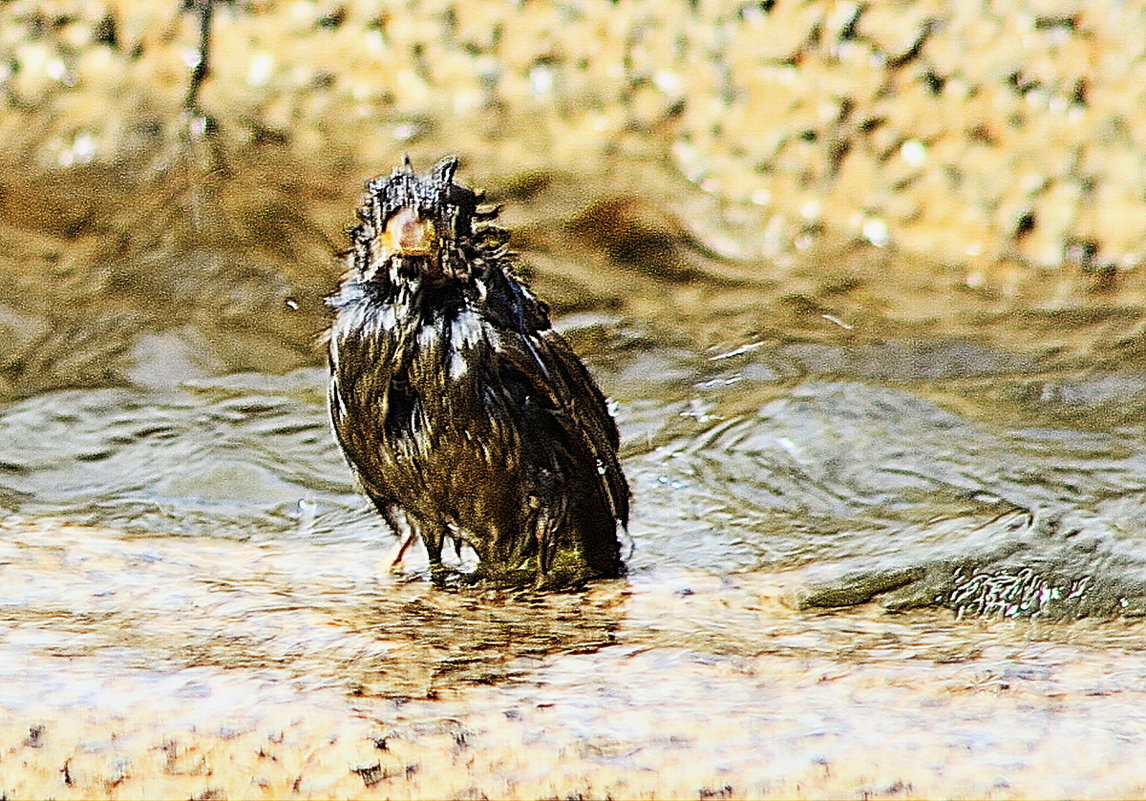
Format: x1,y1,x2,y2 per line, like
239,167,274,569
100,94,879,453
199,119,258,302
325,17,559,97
3,149,1146,797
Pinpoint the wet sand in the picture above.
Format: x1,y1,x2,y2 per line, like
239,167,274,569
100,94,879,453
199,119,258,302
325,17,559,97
3,518,1146,799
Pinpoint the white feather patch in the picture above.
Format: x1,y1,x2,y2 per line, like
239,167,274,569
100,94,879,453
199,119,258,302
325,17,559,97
448,350,468,380
417,317,442,349
334,298,400,345
450,309,486,349
378,304,397,331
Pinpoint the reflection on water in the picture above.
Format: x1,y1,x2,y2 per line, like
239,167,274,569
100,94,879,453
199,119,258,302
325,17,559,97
5,145,1146,796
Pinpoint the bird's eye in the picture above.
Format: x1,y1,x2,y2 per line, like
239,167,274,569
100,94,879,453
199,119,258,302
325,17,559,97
380,207,438,256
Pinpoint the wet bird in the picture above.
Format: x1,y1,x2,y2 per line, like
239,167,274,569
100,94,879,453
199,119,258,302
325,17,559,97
327,156,628,587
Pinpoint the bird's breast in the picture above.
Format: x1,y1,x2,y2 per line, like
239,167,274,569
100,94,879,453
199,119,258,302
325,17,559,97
332,290,508,415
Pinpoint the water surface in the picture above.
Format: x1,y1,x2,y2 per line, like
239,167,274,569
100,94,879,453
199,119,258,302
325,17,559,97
2,146,1146,797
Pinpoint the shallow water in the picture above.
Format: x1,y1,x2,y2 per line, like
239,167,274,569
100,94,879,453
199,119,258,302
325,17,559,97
3,146,1146,797
4,329,1146,617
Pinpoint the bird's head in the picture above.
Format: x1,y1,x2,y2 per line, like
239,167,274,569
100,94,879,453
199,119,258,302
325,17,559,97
350,156,505,287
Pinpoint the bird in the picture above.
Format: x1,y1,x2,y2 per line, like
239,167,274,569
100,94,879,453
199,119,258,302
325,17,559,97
327,156,628,588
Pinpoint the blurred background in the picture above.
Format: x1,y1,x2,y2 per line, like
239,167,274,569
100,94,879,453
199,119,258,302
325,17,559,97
2,0,1145,399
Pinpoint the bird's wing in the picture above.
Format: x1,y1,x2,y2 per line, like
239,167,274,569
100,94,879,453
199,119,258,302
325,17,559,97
493,323,630,528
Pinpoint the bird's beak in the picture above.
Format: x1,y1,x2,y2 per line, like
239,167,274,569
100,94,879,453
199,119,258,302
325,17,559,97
383,208,438,257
